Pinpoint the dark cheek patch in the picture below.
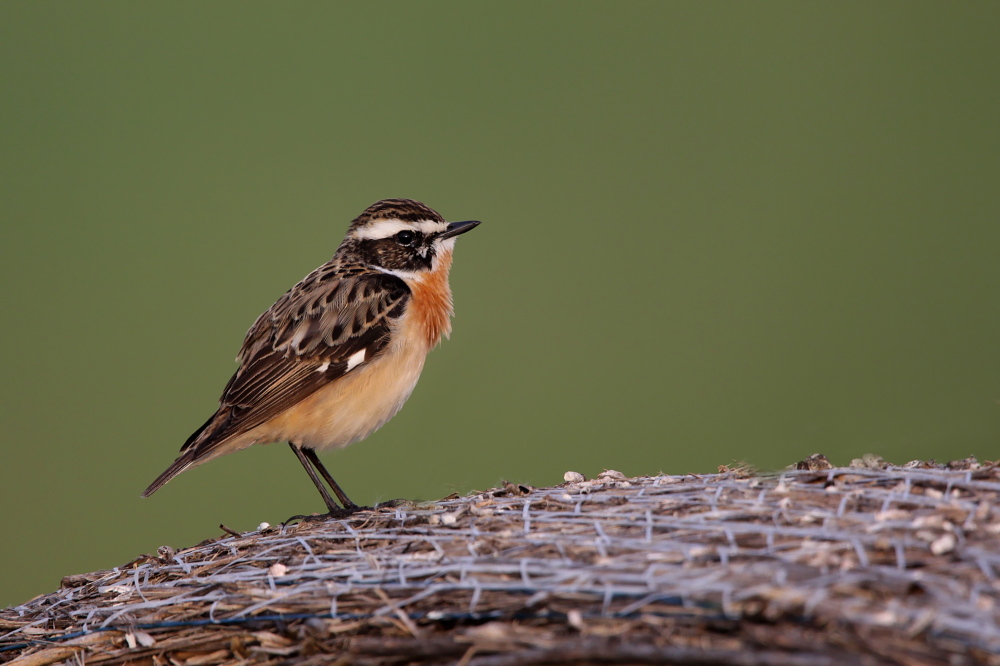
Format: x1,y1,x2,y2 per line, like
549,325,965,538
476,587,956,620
357,239,435,272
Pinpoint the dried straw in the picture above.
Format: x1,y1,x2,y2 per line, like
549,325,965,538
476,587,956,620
3,455,999,665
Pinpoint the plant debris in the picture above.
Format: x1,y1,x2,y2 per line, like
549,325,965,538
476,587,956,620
3,456,1000,665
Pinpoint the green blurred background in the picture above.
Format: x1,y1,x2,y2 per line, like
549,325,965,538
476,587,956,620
2,1,998,608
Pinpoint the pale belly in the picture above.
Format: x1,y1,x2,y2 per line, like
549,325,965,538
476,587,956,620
201,254,454,460
245,339,428,451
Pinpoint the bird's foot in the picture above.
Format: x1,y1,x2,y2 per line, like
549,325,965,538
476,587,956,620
282,504,373,526
372,498,413,510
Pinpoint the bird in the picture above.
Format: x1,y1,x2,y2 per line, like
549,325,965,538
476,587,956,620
142,198,481,519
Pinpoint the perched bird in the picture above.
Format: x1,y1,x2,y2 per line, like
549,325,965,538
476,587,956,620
142,199,481,518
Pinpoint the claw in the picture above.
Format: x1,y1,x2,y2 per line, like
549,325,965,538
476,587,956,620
282,505,373,526
372,498,411,510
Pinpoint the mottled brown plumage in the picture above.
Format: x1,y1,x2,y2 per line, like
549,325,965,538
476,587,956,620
142,199,481,515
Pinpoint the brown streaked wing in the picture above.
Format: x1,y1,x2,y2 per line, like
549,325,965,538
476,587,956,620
182,272,410,455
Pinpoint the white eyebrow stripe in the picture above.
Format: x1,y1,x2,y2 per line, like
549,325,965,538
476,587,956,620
351,218,448,240
346,349,366,371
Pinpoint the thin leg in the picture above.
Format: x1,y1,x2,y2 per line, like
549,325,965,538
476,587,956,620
303,448,360,510
289,443,342,514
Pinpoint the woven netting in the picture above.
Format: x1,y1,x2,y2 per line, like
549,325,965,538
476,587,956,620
3,456,1000,665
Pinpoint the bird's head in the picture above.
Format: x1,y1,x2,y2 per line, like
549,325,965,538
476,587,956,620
341,198,480,279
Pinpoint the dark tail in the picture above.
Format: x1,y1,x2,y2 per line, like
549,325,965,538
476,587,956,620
141,411,225,498
141,449,199,498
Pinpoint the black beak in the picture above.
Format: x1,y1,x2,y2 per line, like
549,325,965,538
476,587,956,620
438,220,481,240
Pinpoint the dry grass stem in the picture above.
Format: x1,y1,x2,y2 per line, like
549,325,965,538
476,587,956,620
3,456,999,664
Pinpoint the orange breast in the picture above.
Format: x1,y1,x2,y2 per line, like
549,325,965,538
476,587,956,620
409,249,454,348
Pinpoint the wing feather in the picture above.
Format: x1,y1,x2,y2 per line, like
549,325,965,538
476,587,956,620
183,270,410,456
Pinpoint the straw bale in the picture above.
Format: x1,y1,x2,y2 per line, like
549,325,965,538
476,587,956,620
3,456,1000,665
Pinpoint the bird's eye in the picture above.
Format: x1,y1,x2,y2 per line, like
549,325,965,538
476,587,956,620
395,230,416,246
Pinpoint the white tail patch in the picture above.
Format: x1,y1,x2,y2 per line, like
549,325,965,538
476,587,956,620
346,349,366,371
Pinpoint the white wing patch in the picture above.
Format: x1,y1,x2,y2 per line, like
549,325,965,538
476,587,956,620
346,349,366,371
351,218,448,241
316,361,330,373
